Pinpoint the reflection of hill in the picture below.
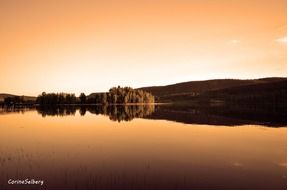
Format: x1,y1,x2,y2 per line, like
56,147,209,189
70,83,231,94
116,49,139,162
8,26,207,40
36,105,155,122
147,104,287,127
36,104,287,127
1,104,286,127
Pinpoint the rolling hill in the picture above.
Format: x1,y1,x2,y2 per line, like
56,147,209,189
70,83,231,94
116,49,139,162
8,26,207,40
138,77,287,102
1,77,286,104
0,93,36,102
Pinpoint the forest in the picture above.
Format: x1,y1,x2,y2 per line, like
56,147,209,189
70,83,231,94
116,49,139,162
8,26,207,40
2,96,34,106
35,86,155,105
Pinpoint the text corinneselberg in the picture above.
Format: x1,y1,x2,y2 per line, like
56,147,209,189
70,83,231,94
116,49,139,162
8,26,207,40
8,179,44,186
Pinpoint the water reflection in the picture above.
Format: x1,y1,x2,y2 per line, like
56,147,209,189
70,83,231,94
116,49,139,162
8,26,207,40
0,106,287,190
36,105,77,117
35,104,287,126
37,105,155,122
148,104,287,127
0,106,34,114
1,104,287,126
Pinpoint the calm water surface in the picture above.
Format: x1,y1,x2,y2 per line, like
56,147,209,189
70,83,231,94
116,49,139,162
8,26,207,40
0,107,287,190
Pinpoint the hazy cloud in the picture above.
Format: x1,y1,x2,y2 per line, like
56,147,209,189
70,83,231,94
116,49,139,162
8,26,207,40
229,40,240,46
276,36,287,44
278,160,287,168
231,161,243,167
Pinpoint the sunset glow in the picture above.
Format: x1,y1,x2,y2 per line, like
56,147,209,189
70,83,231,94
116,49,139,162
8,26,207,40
1,0,287,95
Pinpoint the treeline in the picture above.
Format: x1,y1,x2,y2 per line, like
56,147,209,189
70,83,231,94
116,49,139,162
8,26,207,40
4,96,25,105
3,96,34,106
36,92,77,105
36,86,155,105
87,86,155,104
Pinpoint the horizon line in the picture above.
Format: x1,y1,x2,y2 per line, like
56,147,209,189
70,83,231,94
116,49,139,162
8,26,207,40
1,76,286,97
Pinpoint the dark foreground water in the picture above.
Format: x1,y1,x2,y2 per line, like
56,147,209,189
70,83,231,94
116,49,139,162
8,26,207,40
0,106,286,190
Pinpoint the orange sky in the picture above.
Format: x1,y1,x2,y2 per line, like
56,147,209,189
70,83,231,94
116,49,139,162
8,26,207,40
1,0,287,96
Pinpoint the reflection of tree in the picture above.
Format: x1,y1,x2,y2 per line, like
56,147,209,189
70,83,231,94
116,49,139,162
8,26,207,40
0,106,34,114
106,105,155,122
79,106,86,116
87,105,155,122
2,104,287,126
37,106,77,117
35,105,155,121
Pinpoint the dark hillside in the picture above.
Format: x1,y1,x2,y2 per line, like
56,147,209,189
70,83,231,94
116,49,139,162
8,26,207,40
138,77,287,102
0,93,36,102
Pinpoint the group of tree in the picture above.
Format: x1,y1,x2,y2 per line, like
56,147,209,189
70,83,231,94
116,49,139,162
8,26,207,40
87,86,155,104
3,96,24,105
36,92,77,105
2,96,34,106
36,86,155,105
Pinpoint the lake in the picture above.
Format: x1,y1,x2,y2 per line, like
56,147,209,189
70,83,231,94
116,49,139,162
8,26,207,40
0,105,287,190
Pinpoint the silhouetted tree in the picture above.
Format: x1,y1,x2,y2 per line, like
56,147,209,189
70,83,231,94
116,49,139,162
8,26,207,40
4,96,24,105
101,93,107,105
37,92,77,105
79,106,86,116
79,93,86,104
37,87,155,105
86,86,155,104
